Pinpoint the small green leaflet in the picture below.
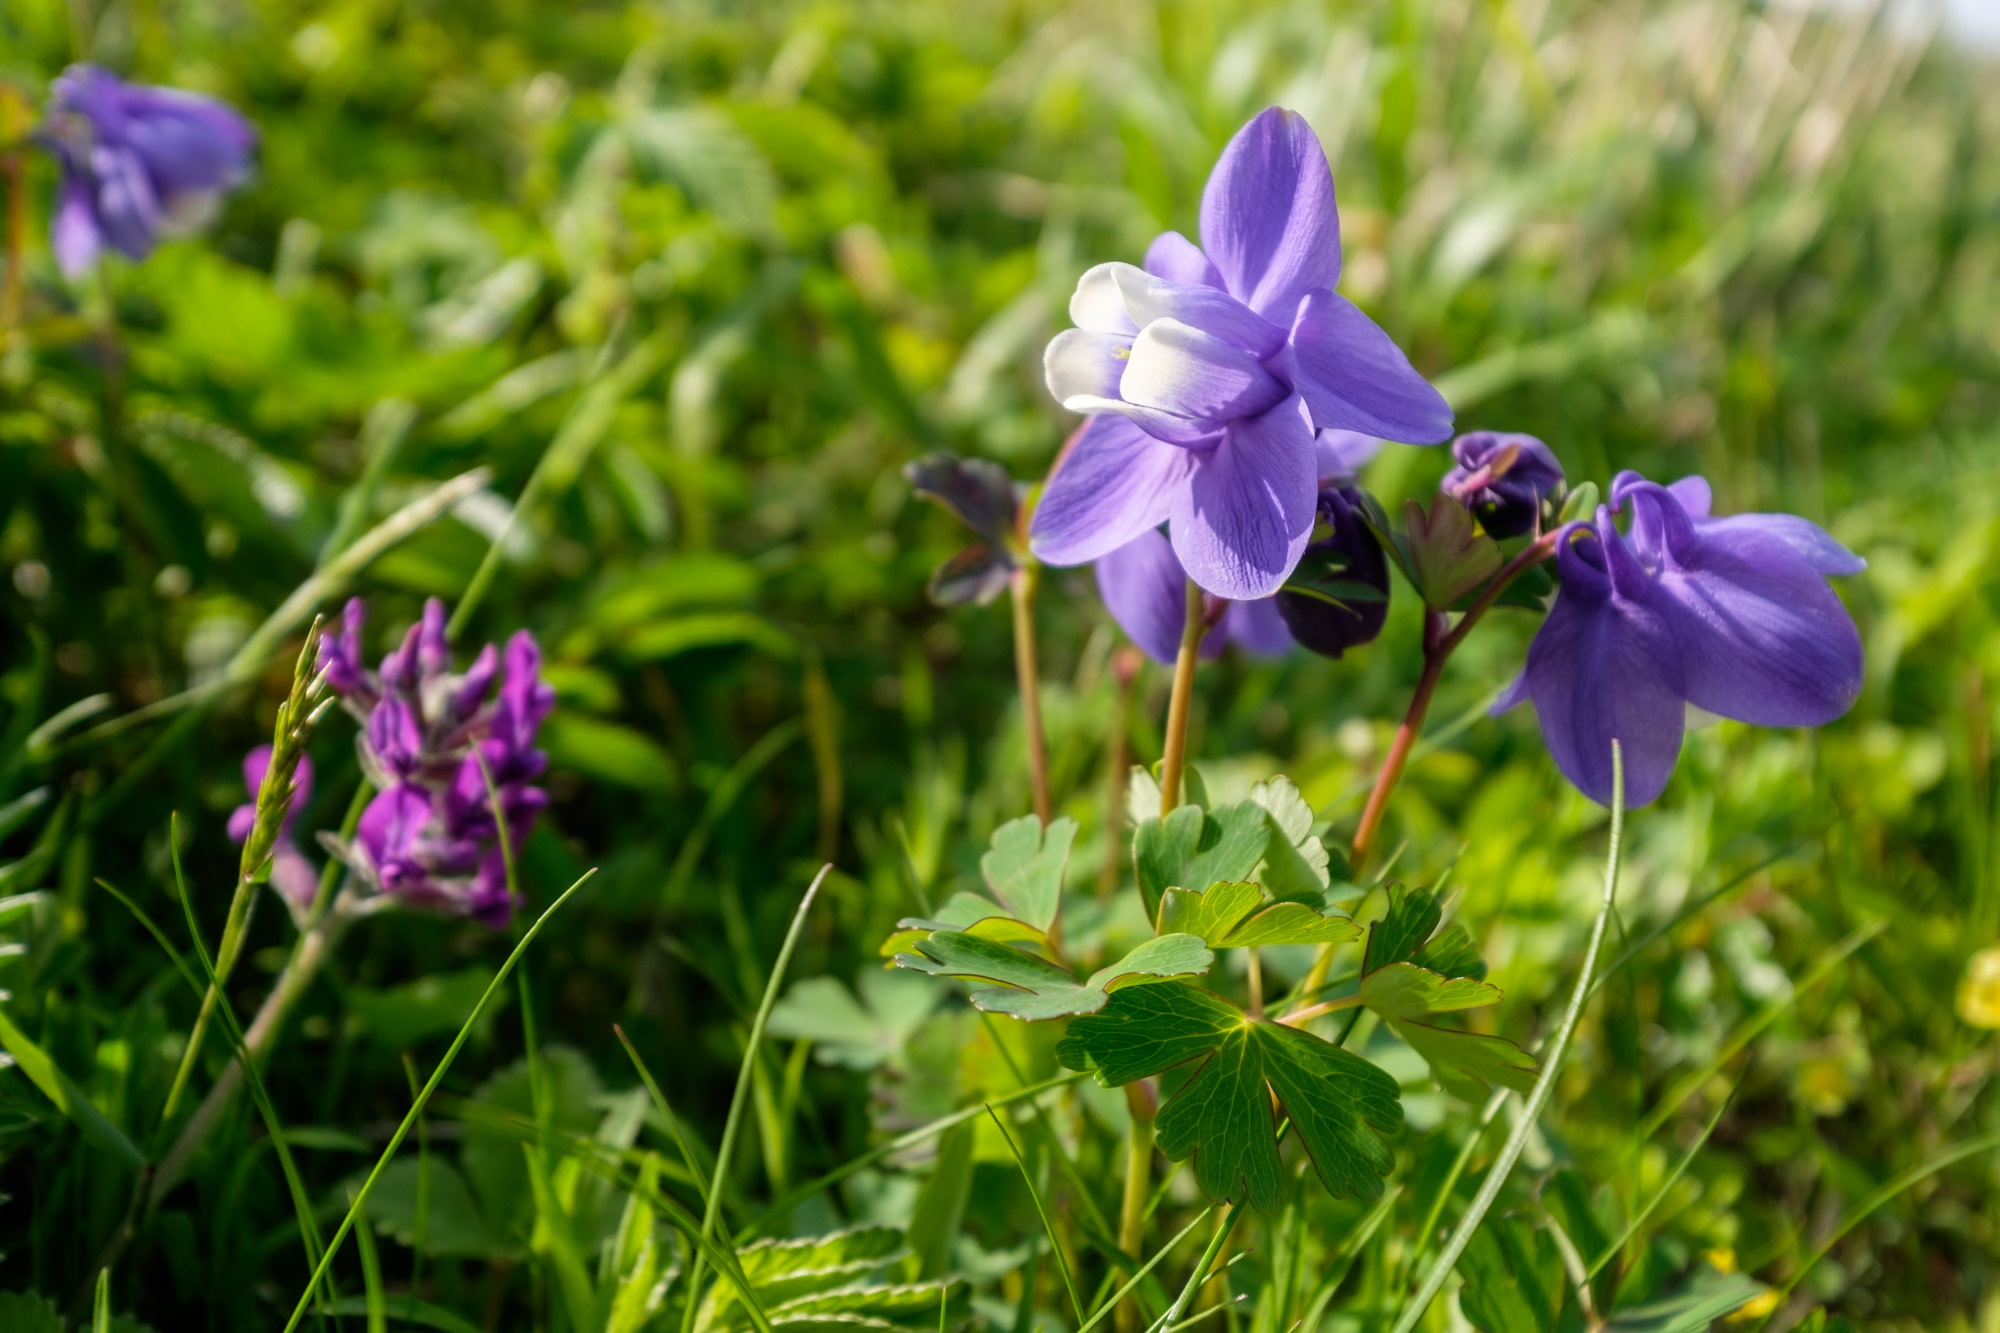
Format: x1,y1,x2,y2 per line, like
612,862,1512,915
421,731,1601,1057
767,970,941,1070
1132,801,1270,919
1247,776,1332,900
698,1226,914,1333
1157,881,1362,949
979,815,1077,931
893,932,1213,1020
1056,983,1402,1211
1404,493,1504,610
1358,887,1536,1101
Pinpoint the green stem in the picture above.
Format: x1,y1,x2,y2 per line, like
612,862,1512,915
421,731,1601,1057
1389,740,1627,1333
678,866,832,1333
1012,565,1053,826
1115,1081,1157,1333
1158,579,1205,816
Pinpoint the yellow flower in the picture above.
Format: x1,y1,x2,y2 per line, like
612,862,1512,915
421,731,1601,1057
1957,946,2000,1029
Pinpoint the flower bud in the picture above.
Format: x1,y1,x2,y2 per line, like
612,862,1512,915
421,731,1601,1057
1441,432,1564,539
1274,486,1389,659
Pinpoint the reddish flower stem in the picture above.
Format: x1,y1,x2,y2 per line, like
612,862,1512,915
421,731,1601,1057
1350,531,1561,873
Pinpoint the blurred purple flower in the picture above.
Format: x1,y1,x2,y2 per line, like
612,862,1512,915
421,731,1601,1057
1314,430,1383,484
1033,108,1451,601
1094,528,1292,665
42,64,256,277
906,452,1024,607
1274,486,1391,659
1497,472,1864,806
227,746,319,910
319,597,552,926
1441,432,1565,539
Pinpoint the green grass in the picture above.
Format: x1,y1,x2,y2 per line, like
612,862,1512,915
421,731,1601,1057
0,0,1998,1329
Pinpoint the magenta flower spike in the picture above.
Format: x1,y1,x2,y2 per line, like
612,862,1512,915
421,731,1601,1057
1032,108,1451,601
318,597,554,926
42,65,257,277
1498,473,1864,806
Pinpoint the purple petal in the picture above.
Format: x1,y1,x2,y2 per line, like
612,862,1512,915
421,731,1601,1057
227,804,255,843
1096,529,1196,665
1697,514,1866,577
1030,416,1198,567
270,844,320,910
1667,475,1710,517
1110,266,1286,357
1046,329,1135,406
417,598,449,680
453,643,500,717
1168,397,1318,600
241,743,275,797
366,698,424,776
1627,489,1864,727
1516,520,1688,806
1063,396,1227,446
51,174,102,278
357,782,434,868
1221,596,1295,657
1144,231,1223,289
1199,108,1341,319
468,847,519,928
116,85,256,191
1120,319,1288,423
1313,430,1383,482
1278,291,1453,443
90,145,162,259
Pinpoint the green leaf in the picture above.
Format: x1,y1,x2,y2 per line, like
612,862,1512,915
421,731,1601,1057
0,1291,63,1333
773,1282,954,1321
1356,962,1501,1018
979,815,1077,932
1603,1267,1765,1332
1357,903,1532,1100
344,967,502,1051
345,1159,508,1259
703,1227,912,1332
1248,776,1331,898
0,1007,145,1171
1133,802,1271,918
1056,984,1402,1210
1158,881,1362,949
323,1296,482,1333
1459,1215,1566,1333
767,970,941,1070
1557,480,1600,525
539,713,682,793
893,932,1211,1020
907,1122,973,1279
1362,886,1485,979
1404,494,1504,610
1390,1020,1539,1101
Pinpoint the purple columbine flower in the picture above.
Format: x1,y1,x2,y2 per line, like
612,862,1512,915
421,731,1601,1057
1496,472,1864,807
42,65,256,277
321,598,553,926
1031,107,1451,601
227,746,319,910
1274,485,1391,659
1441,431,1565,540
1095,528,1293,665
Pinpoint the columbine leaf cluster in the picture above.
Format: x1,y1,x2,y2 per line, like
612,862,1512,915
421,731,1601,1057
879,776,1531,1211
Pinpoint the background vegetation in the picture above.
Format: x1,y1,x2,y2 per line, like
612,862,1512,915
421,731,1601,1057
1,0,1998,1328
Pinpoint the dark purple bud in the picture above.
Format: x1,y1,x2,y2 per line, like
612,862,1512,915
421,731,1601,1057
379,621,425,696
489,631,555,767
1441,432,1565,540
906,452,1020,548
43,65,256,277
1274,486,1389,658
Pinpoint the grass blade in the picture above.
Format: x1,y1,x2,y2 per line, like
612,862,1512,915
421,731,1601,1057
985,1103,1085,1324
1075,1208,1212,1333
1588,1079,1739,1280
677,863,831,1333
352,1188,388,1333
1390,739,1629,1333
1147,1205,1239,1333
280,868,597,1333
614,1023,712,1215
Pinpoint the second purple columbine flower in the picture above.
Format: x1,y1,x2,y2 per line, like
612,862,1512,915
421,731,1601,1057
318,598,555,927
1498,472,1865,806
41,64,257,277
1031,108,1452,601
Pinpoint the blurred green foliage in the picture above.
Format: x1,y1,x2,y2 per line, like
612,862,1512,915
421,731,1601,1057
1,0,1998,1328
